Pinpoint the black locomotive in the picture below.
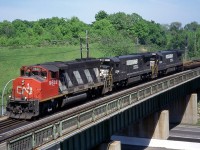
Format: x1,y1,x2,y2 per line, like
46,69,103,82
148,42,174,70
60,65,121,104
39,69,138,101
100,50,183,87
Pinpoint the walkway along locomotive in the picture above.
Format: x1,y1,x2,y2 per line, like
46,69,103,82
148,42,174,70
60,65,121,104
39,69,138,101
6,50,183,119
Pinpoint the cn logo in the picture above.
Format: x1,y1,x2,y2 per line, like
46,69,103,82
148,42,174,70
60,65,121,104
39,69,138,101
17,83,33,95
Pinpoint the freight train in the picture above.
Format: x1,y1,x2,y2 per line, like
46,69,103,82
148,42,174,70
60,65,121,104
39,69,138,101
6,50,183,119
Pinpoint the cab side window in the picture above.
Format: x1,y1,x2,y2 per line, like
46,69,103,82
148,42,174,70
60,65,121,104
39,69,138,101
41,71,47,79
21,70,25,76
51,71,57,78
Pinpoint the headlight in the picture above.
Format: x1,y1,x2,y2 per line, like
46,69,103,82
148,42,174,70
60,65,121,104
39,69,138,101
22,80,25,85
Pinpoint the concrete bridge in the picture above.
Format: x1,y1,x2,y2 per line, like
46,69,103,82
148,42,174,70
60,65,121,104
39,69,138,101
0,68,200,150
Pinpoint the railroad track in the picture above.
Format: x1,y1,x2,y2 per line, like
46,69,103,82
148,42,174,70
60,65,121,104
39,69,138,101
0,118,28,134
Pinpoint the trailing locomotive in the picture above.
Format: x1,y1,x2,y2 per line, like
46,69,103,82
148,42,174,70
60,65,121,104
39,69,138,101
100,50,183,87
157,50,183,74
100,52,159,87
6,49,183,119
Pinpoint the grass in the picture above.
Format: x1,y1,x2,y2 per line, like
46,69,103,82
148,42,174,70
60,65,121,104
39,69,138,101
0,44,104,105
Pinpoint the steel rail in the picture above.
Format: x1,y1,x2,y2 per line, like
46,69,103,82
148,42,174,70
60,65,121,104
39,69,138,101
0,119,27,134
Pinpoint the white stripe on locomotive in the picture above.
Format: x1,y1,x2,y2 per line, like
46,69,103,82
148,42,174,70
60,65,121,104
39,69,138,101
73,71,84,84
84,69,93,83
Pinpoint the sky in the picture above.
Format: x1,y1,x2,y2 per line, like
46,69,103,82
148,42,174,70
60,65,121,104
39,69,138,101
0,0,200,26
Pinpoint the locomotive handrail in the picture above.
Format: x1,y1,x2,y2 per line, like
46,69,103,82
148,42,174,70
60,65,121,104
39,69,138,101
1,79,14,116
1,68,200,149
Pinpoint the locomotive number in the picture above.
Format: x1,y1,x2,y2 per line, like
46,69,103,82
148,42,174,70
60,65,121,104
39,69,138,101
49,80,58,86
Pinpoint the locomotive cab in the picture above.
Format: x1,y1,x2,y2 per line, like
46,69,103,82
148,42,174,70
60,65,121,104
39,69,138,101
7,65,59,119
100,58,112,78
157,50,184,74
143,52,159,78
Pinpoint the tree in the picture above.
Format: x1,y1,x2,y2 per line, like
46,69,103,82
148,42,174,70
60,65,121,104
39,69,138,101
95,10,108,21
108,12,131,31
51,26,63,40
0,36,8,46
0,11,199,55
146,22,167,47
130,20,149,44
170,22,182,31
0,21,15,38
100,33,135,56
92,19,115,37
26,28,34,37
33,22,44,35
129,13,143,23
184,21,199,32
12,19,27,33
184,22,200,57
168,22,186,49
68,17,88,39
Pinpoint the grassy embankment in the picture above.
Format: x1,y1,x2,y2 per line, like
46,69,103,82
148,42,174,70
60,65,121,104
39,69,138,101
0,44,104,105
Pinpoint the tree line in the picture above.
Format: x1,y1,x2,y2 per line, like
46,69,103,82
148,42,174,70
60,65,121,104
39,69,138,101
0,11,200,58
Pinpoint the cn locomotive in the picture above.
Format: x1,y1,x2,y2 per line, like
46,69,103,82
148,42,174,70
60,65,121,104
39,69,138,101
6,50,183,119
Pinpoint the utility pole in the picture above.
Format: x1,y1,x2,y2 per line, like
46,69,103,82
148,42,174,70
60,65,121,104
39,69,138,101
86,30,89,58
135,37,139,53
79,30,90,59
194,32,197,56
80,38,83,59
185,35,188,61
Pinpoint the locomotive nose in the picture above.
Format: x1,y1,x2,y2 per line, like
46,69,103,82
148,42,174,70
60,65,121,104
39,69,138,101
100,69,109,78
12,77,36,101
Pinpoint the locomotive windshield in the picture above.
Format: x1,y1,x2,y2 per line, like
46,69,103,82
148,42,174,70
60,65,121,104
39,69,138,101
20,66,47,79
101,61,111,66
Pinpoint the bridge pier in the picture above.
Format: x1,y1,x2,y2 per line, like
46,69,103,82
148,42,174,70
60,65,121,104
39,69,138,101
169,93,198,125
97,141,121,150
109,141,121,150
152,110,169,139
119,110,169,140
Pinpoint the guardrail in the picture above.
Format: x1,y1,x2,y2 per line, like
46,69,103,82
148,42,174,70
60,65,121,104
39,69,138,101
1,68,200,150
